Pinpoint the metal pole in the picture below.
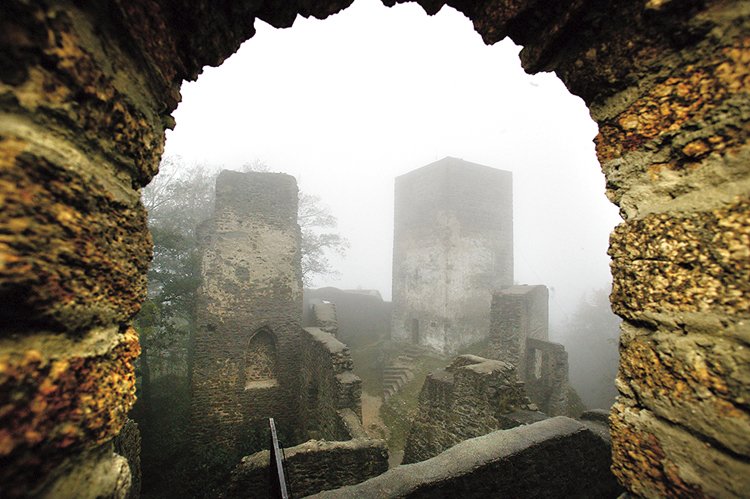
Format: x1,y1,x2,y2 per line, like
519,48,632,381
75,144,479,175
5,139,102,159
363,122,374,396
269,418,289,499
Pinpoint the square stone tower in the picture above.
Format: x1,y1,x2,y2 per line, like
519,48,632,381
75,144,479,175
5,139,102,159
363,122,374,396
191,170,303,456
391,157,513,353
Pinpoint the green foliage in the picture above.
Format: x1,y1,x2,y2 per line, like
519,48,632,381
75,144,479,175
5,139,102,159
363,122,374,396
135,156,347,350
133,156,347,497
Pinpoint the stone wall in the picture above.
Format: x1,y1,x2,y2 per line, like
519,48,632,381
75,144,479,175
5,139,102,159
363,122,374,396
298,327,363,441
310,302,339,337
314,417,620,498
488,285,571,415
227,437,388,498
524,338,569,417
1,0,748,496
227,325,374,497
391,157,514,354
402,355,538,463
488,285,549,371
191,170,303,455
304,287,391,348
112,419,141,499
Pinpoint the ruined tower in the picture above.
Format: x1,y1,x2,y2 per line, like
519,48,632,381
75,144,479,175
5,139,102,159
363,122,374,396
391,157,513,353
191,170,303,455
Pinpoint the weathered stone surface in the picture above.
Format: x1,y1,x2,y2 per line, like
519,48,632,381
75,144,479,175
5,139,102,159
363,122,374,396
0,328,139,496
402,355,534,463
610,198,750,319
392,157,513,354
314,417,621,498
617,321,750,456
298,327,363,441
303,287,391,348
113,419,141,499
191,171,302,455
611,401,750,498
0,133,151,334
1,0,748,496
40,443,132,499
227,437,388,498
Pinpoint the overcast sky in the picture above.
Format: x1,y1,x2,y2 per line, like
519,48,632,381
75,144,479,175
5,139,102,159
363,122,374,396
163,0,622,331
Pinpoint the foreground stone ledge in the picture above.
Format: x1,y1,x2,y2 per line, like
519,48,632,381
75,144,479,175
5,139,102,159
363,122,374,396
0,327,139,495
228,437,388,498
610,401,750,498
313,417,620,498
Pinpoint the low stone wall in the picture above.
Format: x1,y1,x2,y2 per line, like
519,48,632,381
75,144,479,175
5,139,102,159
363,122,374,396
402,355,537,463
112,419,141,499
524,338,569,416
313,417,621,498
227,436,388,498
304,288,391,348
298,327,362,441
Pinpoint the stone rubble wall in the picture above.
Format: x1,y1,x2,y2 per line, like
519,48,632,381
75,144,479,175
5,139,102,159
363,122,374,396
488,285,549,377
112,419,141,499
304,287,392,347
524,338,569,417
1,0,748,496
311,301,339,337
298,327,363,441
402,355,535,463
488,285,571,415
313,417,621,498
191,171,303,455
227,436,388,498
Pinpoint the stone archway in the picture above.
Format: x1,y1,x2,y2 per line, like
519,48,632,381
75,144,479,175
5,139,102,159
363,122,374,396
244,328,279,389
0,1,747,497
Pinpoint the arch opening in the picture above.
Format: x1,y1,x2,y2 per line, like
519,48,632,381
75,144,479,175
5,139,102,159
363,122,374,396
244,327,279,389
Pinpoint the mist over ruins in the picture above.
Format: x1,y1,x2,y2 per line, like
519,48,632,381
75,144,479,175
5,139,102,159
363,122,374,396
1,1,748,498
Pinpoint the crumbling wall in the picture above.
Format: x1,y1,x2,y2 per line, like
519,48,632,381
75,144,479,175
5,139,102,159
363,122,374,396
391,158,513,354
228,325,378,497
227,437,388,498
311,302,339,337
488,285,571,415
1,0,748,496
402,355,539,463
304,287,391,347
191,171,302,455
298,327,363,441
113,419,141,499
524,338,569,417
488,285,548,371
314,417,620,498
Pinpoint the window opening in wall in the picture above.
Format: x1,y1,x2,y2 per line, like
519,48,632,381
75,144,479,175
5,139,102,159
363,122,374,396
534,349,543,380
133,0,623,495
244,328,279,389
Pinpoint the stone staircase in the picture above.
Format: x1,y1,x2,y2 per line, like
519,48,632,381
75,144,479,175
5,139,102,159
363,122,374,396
382,344,426,400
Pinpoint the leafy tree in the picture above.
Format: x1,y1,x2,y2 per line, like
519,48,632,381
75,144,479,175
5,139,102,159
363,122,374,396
560,287,621,410
133,156,347,497
298,192,348,286
135,156,347,357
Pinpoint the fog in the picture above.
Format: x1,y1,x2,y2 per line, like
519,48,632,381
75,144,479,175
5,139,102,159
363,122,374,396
163,0,622,331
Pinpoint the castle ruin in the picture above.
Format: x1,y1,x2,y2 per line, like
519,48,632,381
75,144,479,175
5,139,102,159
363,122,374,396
391,157,513,354
1,1,748,497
